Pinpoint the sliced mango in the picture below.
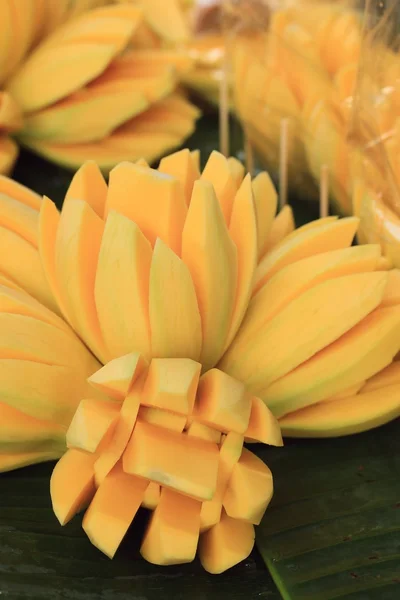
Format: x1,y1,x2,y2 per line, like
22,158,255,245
0,175,41,210
141,488,201,566
123,421,219,501
0,193,39,247
142,482,160,510
66,399,119,453
0,401,64,452
200,151,238,223
254,217,359,292
260,205,295,255
149,239,202,360
95,211,152,360
51,448,97,525
83,462,148,558
138,406,186,433
223,448,273,525
0,448,60,473
141,357,201,415
64,160,107,218
106,162,187,255
55,199,107,362
221,272,387,391
194,369,252,434
262,305,400,417
158,148,200,205
244,396,283,446
252,171,278,258
182,180,237,370
280,383,400,438
199,510,255,574
200,432,244,532
88,352,148,401
186,421,221,444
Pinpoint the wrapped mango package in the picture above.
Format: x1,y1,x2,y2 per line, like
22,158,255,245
0,0,199,174
1,149,400,571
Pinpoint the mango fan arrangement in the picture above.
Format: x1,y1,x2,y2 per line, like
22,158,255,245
1,149,400,571
187,0,400,266
0,0,199,174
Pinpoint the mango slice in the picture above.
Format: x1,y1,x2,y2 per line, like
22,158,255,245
66,399,119,453
94,375,143,485
64,161,107,218
141,357,201,415
223,448,273,525
55,199,107,362
199,510,255,574
244,396,283,446
0,401,64,452
51,448,97,525
280,383,400,437
200,151,238,223
95,211,152,360
221,272,387,391
194,369,252,434
138,406,186,433
362,361,400,392
227,157,245,188
224,175,258,349
0,175,41,211
252,171,278,258
141,488,201,566
182,180,237,370
381,269,400,307
88,352,147,401
263,305,400,417
83,462,148,558
158,148,200,205
186,421,221,444
254,217,359,292
200,432,244,532
142,482,160,510
106,162,187,255
258,205,294,256
0,193,39,247
123,421,219,501
149,239,202,360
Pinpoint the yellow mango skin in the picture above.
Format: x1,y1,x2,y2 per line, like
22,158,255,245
263,305,400,418
186,422,221,444
223,448,273,525
182,180,237,371
95,211,152,361
51,448,97,526
66,399,119,453
141,488,201,566
88,352,148,402
123,421,219,501
280,383,400,438
200,151,238,223
142,482,160,510
149,239,202,361
221,272,387,392
254,217,359,292
362,361,400,393
0,194,39,247
83,463,148,559
0,448,61,473
0,176,41,211
199,510,255,575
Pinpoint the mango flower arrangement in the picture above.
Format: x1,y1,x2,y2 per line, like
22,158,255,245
0,0,199,175
1,149,400,571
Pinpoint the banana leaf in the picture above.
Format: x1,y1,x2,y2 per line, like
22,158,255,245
256,419,400,600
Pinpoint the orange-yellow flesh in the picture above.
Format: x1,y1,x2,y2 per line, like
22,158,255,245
244,396,283,446
158,148,200,205
141,487,201,566
186,421,221,444
83,462,148,558
252,171,278,258
261,205,295,255
123,421,219,501
200,432,244,532
93,375,143,485
66,399,120,453
193,369,252,434
200,150,238,223
223,448,273,525
95,211,152,360
0,401,64,451
142,482,160,510
199,510,255,574
88,352,148,401
138,406,186,433
64,160,107,218
51,448,97,525
141,358,201,415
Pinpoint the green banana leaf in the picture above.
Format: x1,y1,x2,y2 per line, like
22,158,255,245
256,419,400,600
2,117,399,599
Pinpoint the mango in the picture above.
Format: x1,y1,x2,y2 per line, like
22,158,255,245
261,205,295,254
66,399,119,453
88,352,147,401
186,421,221,444
141,488,201,566
138,406,186,433
244,396,283,446
64,160,107,218
123,421,219,501
200,151,238,223
158,148,200,206
252,171,278,258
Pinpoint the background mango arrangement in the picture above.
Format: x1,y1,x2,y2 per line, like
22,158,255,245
2,149,400,571
187,0,400,267
0,0,199,174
